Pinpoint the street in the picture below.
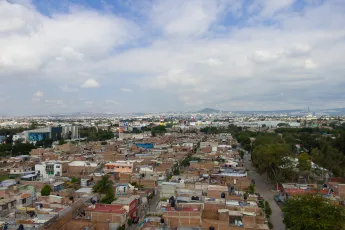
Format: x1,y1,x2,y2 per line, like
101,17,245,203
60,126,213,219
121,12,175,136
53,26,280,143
128,190,161,230
148,190,160,212
243,154,285,230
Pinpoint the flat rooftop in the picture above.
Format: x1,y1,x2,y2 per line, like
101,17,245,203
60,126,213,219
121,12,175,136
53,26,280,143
85,204,126,214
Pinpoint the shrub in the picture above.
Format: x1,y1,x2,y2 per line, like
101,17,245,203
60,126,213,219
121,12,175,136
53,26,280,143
41,185,51,196
127,219,132,226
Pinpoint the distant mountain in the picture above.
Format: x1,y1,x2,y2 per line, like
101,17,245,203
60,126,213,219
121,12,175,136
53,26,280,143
233,109,305,114
197,108,221,113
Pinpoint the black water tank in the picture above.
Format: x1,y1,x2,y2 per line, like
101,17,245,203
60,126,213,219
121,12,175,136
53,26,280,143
171,201,176,207
221,192,225,198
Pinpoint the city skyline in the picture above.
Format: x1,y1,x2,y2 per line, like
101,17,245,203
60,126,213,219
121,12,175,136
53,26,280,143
1,0,345,115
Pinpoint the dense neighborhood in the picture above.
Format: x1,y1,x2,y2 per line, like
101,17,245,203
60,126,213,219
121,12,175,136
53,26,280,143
0,114,344,230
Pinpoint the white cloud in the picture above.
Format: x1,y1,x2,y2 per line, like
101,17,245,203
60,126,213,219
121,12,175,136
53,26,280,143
104,100,119,105
59,85,79,92
150,0,221,37
0,0,140,80
56,47,84,61
1,0,345,114
80,79,100,88
304,59,317,69
120,88,132,92
45,99,63,105
34,90,43,97
84,101,93,105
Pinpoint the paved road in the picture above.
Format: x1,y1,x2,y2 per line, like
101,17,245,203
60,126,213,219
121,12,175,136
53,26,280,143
129,190,161,230
148,190,160,212
243,154,285,230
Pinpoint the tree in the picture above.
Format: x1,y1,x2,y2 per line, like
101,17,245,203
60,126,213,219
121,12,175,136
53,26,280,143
173,169,180,175
14,138,25,145
298,152,311,172
71,176,79,184
251,143,292,187
58,138,66,145
93,175,113,194
264,201,272,219
283,194,345,230
100,191,115,204
277,123,290,127
93,175,115,204
239,150,245,159
130,182,144,190
248,184,255,194
41,185,51,196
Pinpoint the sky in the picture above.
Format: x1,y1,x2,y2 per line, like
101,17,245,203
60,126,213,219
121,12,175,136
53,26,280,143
1,0,345,115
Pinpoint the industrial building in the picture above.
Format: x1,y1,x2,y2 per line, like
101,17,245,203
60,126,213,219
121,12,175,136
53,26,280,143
12,126,79,143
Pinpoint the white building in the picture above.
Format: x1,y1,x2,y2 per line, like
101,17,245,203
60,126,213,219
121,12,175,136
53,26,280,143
35,161,63,178
13,134,27,143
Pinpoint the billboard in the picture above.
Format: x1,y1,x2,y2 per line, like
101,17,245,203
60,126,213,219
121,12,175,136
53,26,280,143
28,132,50,142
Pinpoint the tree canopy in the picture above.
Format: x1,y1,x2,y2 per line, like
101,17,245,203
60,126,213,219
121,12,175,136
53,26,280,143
92,175,115,204
283,194,345,230
41,185,51,196
80,128,114,141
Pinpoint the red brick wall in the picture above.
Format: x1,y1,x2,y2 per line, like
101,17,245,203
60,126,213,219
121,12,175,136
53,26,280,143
86,211,126,225
338,184,345,198
207,190,228,199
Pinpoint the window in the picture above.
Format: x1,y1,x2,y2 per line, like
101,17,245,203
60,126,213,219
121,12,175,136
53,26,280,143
55,165,60,168
117,166,120,168
129,167,132,169
22,198,27,204
122,166,125,168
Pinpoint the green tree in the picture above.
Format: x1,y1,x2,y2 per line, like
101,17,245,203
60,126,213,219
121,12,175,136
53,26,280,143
277,123,290,127
283,194,345,230
264,201,272,218
58,138,66,145
100,191,115,204
251,143,292,187
239,150,245,159
93,175,113,194
71,176,79,184
41,185,51,196
173,169,180,175
248,184,255,194
298,152,311,172
93,175,115,204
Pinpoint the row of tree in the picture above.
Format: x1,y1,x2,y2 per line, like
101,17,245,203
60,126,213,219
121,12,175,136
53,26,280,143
0,143,36,156
283,194,345,230
79,128,114,141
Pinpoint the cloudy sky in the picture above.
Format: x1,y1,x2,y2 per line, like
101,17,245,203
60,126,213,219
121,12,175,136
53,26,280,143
1,0,345,115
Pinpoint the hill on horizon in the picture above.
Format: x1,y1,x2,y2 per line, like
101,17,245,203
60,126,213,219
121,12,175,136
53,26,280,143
197,108,221,113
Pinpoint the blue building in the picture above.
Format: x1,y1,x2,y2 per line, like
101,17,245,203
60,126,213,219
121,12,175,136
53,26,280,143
28,132,50,142
135,143,154,149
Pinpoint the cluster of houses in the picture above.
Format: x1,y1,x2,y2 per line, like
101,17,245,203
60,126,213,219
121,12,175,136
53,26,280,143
0,131,343,230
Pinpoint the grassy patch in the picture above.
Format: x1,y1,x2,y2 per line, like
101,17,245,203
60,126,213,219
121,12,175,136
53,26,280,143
0,175,9,182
